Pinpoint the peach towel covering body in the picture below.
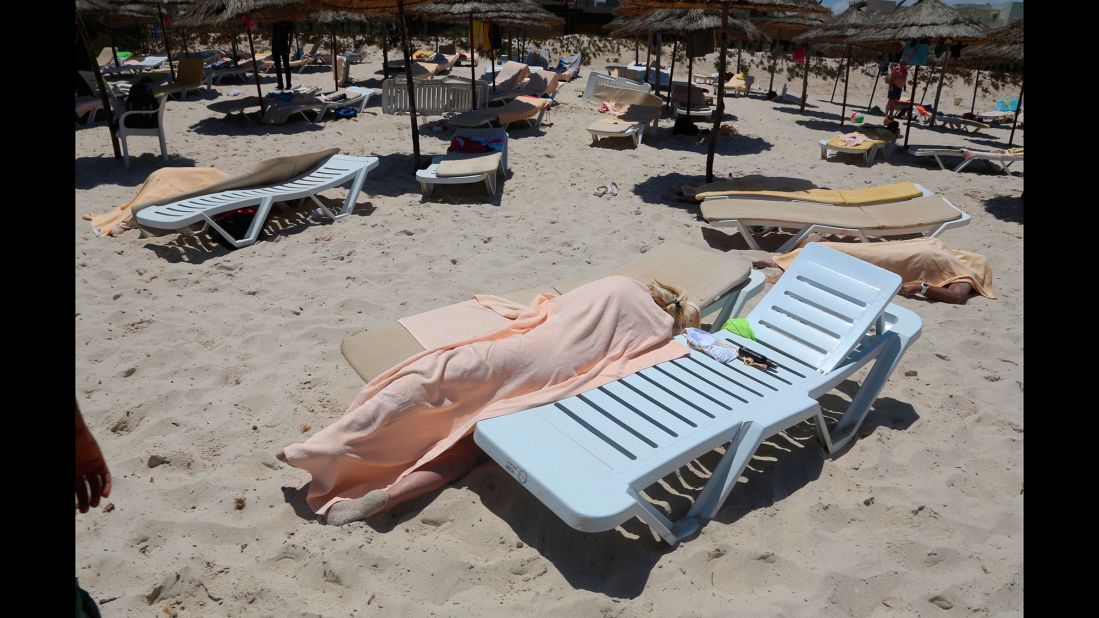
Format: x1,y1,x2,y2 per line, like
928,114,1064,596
83,167,230,237
775,238,997,299
281,276,689,516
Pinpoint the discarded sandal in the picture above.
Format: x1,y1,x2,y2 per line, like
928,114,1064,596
608,182,619,197
593,186,608,197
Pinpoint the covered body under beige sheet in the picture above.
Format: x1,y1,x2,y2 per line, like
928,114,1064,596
280,276,688,516
83,149,340,237
775,238,996,298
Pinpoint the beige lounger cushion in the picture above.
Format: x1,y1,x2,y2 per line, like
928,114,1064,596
554,241,750,309
341,286,557,382
701,195,959,230
862,195,964,228
587,118,636,133
436,151,503,177
497,96,550,126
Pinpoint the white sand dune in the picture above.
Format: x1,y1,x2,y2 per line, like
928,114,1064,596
76,47,1022,616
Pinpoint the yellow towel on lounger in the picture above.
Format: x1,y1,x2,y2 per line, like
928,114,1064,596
694,181,923,205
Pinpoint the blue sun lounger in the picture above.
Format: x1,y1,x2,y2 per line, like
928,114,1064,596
474,243,922,544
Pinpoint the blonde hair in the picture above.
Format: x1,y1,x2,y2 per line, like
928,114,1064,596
648,280,701,332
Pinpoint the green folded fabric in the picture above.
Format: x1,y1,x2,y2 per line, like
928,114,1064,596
722,317,756,340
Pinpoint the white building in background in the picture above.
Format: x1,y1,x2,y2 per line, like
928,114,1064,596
953,2,1024,27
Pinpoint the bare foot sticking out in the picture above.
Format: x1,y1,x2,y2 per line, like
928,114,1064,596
324,490,390,525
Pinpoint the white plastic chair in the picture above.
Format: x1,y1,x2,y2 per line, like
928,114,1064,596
116,94,169,166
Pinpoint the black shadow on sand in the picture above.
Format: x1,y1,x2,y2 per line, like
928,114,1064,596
75,155,198,190
983,194,1023,224
141,194,375,264
630,172,819,209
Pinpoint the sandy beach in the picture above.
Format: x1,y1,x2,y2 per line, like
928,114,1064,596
75,45,1023,616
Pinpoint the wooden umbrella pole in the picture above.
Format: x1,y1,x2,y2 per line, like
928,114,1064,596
929,50,950,127
840,45,851,125
830,57,842,103
245,24,265,115
76,10,121,159
735,46,741,74
867,63,879,110
382,26,389,79
397,0,421,166
919,60,936,104
644,36,651,81
1007,80,1022,147
666,39,678,113
706,4,728,183
181,27,189,55
686,53,693,112
634,39,639,65
970,69,980,114
331,24,339,91
108,27,121,68
799,46,810,113
767,40,777,94
654,34,661,97
231,30,239,62
490,32,497,91
468,12,477,107
903,63,919,148
156,1,176,81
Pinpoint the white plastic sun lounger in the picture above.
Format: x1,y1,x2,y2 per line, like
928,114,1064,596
819,134,895,165
581,73,652,102
135,154,379,248
701,194,971,253
416,128,508,197
311,87,380,123
474,243,921,545
913,148,1022,173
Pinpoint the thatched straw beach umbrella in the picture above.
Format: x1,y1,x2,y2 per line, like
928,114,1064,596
794,1,872,125
609,10,765,114
413,0,562,102
622,0,830,182
179,0,327,115
306,1,439,166
848,0,986,147
960,18,1022,146
77,0,195,160
305,10,381,91
751,10,826,107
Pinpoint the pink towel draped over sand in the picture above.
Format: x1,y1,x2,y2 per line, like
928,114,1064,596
281,276,689,516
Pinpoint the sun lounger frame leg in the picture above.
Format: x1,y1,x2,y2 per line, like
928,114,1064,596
201,196,274,249
708,220,763,251
776,225,869,254
627,421,754,545
952,158,973,173
707,269,765,334
307,167,370,220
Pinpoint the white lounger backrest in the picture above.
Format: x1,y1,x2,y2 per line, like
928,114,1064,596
581,73,652,102
747,243,901,373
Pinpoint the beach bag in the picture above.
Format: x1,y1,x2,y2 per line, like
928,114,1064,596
123,82,159,128
335,107,357,119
